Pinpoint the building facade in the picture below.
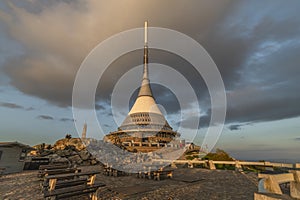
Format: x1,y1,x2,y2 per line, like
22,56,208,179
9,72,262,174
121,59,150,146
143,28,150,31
0,142,34,174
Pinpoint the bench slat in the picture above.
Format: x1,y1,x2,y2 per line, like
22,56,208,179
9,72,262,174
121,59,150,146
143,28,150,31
43,177,88,190
44,182,106,198
39,164,69,170
45,171,100,180
39,168,81,178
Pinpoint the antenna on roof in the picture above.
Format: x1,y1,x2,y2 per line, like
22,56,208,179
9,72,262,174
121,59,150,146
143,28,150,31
144,21,148,45
143,21,149,78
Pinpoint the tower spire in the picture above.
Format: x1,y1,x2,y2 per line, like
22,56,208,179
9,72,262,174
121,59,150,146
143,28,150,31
144,21,148,45
138,21,153,97
143,21,149,80
81,122,87,139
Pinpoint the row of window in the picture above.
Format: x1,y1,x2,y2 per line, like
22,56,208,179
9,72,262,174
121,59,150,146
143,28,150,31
121,124,172,131
131,117,151,122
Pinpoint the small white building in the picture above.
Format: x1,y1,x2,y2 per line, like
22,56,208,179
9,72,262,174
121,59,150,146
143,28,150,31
0,142,34,174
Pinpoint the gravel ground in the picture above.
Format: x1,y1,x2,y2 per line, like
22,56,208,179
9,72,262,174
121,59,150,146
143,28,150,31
0,165,258,200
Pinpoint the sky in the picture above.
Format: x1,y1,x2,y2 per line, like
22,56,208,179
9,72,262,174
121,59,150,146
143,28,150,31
0,0,299,162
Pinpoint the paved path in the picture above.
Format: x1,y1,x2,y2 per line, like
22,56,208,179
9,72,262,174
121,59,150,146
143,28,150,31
0,165,258,200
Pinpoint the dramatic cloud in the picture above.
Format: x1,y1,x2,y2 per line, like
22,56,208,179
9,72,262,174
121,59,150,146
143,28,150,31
0,101,34,111
59,118,74,122
228,124,242,131
37,115,54,120
95,104,106,111
1,0,300,129
0,0,231,106
227,123,252,131
0,102,24,109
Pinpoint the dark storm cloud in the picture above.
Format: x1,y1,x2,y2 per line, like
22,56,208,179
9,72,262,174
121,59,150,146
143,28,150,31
0,102,35,111
95,104,106,111
179,114,210,129
0,0,231,107
37,115,54,120
1,0,300,128
0,102,24,109
228,124,242,131
227,123,252,131
59,118,74,122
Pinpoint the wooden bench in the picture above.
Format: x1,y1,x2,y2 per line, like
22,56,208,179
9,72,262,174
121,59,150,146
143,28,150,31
43,171,105,199
137,167,174,181
153,169,173,181
138,171,151,179
38,164,70,178
43,182,106,200
38,167,81,179
103,165,112,176
256,172,300,199
103,165,126,177
44,171,101,191
43,177,88,191
137,165,159,179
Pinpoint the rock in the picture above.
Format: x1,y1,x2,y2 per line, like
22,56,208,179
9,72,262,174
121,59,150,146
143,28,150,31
48,153,60,159
39,150,52,157
51,157,69,164
32,137,96,166
79,150,90,161
90,159,98,165
69,138,86,151
68,155,83,164
53,138,86,151
56,150,66,157
64,149,74,157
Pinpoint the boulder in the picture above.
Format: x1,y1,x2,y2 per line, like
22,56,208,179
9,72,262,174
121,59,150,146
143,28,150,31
56,149,74,157
48,153,59,158
90,159,98,165
68,155,83,164
39,150,53,157
79,150,90,161
53,138,86,151
51,156,70,164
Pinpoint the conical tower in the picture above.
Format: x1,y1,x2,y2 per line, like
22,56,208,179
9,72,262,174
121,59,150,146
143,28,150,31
105,21,178,152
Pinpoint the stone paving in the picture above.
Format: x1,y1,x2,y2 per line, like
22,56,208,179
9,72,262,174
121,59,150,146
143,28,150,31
0,165,258,200
0,170,43,200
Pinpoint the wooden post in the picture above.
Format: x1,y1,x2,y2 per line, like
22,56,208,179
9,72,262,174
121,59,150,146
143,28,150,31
188,162,193,168
88,174,96,185
264,176,282,194
171,162,177,169
49,178,57,191
155,172,160,181
167,171,173,178
291,182,300,199
208,160,216,170
91,192,98,200
203,160,209,169
235,161,243,172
